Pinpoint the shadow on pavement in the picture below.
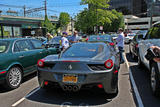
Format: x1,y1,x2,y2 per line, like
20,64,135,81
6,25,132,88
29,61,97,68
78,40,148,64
26,87,118,106
130,64,160,107
126,53,137,63
0,72,37,93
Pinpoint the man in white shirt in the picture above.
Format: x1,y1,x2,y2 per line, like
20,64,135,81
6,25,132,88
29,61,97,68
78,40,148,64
61,32,69,51
116,28,125,63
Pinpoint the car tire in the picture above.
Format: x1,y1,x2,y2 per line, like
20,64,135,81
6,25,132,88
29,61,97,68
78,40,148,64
150,63,160,97
4,67,22,90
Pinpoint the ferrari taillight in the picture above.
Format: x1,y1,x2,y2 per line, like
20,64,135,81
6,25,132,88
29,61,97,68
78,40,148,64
109,42,115,46
104,59,113,69
37,59,45,67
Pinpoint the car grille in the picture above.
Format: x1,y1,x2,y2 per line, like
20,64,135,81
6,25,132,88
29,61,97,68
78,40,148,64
88,64,106,71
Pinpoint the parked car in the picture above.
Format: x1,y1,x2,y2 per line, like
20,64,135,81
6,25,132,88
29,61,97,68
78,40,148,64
129,30,148,59
111,34,118,40
48,36,62,49
0,38,58,89
124,33,136,44
138,22,160,96
48,36,73,49
37,42,120,94
88,35,115,43
35,36,47,42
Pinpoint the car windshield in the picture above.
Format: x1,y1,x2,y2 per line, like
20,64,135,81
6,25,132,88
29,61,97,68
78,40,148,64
62,43,104,58
0,41,9,53
88,35,112,42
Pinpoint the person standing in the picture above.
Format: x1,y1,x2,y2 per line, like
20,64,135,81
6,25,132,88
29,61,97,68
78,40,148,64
116,28,125,63
69,31,80,43
150,46,160,62
61,32,69,51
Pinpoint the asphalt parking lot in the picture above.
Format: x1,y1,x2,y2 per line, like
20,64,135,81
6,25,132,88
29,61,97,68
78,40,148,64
0,45,160,107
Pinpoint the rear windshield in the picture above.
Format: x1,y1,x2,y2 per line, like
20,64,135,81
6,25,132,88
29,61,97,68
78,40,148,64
49,37,61,43
0,41,9,53
88,35,112,42
62,44,104,58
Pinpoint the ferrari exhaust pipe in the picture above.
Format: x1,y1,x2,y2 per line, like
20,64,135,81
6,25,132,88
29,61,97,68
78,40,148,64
72,85,79,92
62,85,79,92
67,86,73,91
62,85,68,91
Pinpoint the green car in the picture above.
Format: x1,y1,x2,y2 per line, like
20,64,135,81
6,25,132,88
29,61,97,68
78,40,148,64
0,38,58,89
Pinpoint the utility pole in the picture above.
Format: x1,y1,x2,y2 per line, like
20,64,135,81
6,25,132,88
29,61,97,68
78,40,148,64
44,0,47,16
150,0,155,28
23,5,26,17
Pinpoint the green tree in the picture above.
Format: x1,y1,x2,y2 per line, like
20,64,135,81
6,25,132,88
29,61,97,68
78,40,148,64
75,0,124,34
41,15,56,34
59,12,70,28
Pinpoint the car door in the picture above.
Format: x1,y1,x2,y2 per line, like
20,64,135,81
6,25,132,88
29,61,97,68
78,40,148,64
139,29,152,66
13,39,37,73
29,39,45,60
141,28,155,68
30,39,57,60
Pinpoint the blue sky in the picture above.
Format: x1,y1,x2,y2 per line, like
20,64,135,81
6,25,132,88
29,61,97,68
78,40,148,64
0,0,88,17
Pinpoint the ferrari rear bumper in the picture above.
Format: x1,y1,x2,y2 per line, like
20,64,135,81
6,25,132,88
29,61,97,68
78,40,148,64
37,68,118,94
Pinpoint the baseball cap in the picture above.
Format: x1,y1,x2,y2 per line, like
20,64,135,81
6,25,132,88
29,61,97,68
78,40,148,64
62,32,68,35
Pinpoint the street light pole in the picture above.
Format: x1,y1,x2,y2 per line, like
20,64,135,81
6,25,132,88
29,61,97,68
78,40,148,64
44,0,47,16
23,5,26,17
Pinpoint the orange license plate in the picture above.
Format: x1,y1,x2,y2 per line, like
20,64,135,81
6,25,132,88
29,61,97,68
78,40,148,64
63,75,78,83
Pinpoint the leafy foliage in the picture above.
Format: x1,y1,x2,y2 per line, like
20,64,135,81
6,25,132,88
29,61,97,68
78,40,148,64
75,0,124,34
59,12,70,28
41,15,56,34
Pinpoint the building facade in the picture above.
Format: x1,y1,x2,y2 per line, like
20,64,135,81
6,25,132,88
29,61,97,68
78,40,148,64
0,15,57,38
109,0,160,17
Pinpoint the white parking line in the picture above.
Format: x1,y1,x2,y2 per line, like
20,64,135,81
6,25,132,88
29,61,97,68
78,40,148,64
25,87,40,98
12,97,25,107
11,87,40,107
124,53,144,107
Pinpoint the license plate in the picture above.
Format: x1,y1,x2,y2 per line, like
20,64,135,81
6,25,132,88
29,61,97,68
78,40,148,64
63,74,78,83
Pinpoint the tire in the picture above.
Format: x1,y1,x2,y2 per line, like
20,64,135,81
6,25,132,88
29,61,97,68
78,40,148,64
4,67,22,90
150,63,160,97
